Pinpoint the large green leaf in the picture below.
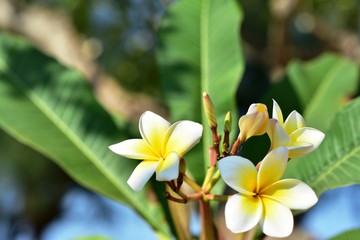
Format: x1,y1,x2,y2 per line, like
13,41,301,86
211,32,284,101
157,0,244,180
331,228,360,240
287,53,358,131
284,97,360,196
0,34,170,236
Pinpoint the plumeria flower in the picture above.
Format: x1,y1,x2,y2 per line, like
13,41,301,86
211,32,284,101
267,100,325,158
109,111,203,192
238,103,269,142
218,147,318,238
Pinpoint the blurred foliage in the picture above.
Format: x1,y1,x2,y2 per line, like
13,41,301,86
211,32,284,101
299,0,358,29
157,0,244,181
331,228,360,240
0,129,69,236
23,0,163,95
75,236,112,240
0,33,170,237
287,53,359,131
284,96,360,195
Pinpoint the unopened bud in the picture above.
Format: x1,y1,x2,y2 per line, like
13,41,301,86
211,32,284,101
202,92,217,128
238,103,269,142
224,111,232,132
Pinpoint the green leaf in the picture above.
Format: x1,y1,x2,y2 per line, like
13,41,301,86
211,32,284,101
157,0,244,180
331,228,360,240
0,33,170,236
284,97,360,196
287,53,359,131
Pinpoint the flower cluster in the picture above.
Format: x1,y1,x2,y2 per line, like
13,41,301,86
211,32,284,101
108,95,324,238
237,100,324,158
218,100,324,237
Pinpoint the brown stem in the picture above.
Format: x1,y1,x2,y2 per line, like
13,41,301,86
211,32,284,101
222,130,230,157
185,192,203,201
230,138,242,155
167,181,177,192
209,147,217,167
199,200,216,240
176,173,184,192
204,193,229,202
211,126,221,158
164,192,187,204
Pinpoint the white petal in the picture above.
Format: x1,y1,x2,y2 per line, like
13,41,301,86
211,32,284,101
127,161,158,191
272,100,284,124
259,197,294,238
267,119,291,149
108,139,158,160
218,156,257,195
156,152,180,181
261,179,318,209
257,147,288,192
139,111,170,154
283,110,305,134
287,144,314,158
290,127,325,151
163,120,203,157
225,194,262,233
246,103,261,114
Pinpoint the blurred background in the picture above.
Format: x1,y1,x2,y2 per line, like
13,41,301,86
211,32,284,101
0,0,360,239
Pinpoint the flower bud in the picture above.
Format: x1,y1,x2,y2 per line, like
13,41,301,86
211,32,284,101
202,92,217,128
224,111,232,133
238,103,269,142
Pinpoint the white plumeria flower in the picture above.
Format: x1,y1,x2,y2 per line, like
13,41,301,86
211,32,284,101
109,111,203,192
218,147,318,238
238,103,269,142
267,100,325,158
